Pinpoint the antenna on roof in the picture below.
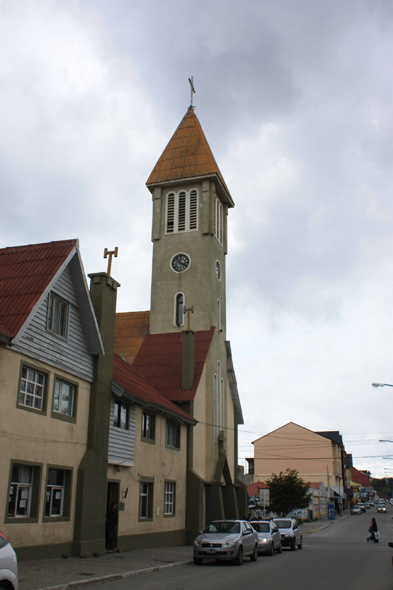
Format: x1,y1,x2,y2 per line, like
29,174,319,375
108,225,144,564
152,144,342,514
188,77,196,110
104,247,118,276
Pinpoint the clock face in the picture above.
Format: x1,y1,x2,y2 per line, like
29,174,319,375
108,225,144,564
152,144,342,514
171,253,190,273
216,260,221,280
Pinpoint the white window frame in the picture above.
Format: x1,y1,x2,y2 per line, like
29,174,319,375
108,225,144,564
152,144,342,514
139,482,153,519
165,189,199,234
113,400,129,430
45,469,65,517
19,366,46,411
8,464,34,518
164,481,176,515
166,421,181,449
53,379,75,417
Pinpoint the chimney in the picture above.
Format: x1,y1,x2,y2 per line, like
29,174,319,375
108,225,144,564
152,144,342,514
182,330,195,390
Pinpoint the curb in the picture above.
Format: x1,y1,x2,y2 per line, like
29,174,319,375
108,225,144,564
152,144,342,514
33,560,193,590
303,514,349,534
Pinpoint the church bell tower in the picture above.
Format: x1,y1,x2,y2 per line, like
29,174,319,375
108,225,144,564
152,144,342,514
146,108,235,336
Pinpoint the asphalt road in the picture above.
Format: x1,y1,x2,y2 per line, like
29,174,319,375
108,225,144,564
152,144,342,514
85,509,393,590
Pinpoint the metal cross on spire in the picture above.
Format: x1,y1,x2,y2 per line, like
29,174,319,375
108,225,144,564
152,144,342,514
103,247,118,276
188,76,196,109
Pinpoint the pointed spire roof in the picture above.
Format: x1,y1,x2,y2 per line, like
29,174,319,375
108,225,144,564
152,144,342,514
146,109,234,206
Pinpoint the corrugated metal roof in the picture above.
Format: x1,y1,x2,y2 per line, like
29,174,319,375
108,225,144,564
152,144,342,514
0,240,76,338
132,328,215,402
146,109,233,205
114,311,215,402
112,354,196,424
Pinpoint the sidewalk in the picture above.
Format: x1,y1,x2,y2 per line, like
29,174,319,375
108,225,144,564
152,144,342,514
18,546,193,590
19,515,349,590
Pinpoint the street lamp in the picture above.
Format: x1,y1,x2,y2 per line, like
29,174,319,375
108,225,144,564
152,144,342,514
372,383,393,388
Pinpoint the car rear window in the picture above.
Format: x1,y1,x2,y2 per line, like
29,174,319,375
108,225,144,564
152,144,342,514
251,522,270,532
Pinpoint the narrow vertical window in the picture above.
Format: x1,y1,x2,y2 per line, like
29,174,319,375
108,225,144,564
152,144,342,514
220,378,225,433
214,374,218,440
166,193,175,233
217,300,221,331
190,190,198,229
219,203,223,244
178,192,186,231
175,293,184,326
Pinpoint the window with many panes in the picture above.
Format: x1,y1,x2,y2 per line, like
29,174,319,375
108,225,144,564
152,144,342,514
53,379,75,417
19,366,46,411
166,189,198,234
139,481,153,519
47,293,68,338
113,400,129,430
141,412,156,442
166,421,181,449
7,463,40,519
164,481,176,516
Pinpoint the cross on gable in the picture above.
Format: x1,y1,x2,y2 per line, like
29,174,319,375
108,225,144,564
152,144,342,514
183,305,194,331
103,247,118,276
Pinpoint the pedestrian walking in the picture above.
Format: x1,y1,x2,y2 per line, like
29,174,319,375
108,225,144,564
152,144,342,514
367,517,378,543
106,502,118,551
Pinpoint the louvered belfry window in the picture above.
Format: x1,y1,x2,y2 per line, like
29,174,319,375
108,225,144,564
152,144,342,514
166,189,198,233
214,195,223,244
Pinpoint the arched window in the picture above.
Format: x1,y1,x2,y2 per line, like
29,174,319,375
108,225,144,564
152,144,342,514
175,293,184,326
166,189,199,234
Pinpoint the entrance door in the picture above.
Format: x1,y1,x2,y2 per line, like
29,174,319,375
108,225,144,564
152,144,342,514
106,481,120,550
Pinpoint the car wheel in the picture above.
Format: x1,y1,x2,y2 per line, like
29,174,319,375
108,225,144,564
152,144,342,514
193,557,203,565
291,539,296,551
269,543,274,556
276,542,282,553
298,537,303,550
250,544,258,561
234,546,243,565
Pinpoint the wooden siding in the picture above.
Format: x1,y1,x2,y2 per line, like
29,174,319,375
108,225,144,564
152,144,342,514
15,265,95,381
108,398,136,467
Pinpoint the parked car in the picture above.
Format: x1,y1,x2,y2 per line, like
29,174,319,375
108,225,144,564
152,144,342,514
351,505,362,515
0,531,18,590
249,521,282,556
390,499,393,506
193,520,259,565
369,500,374,506
272,518,303,550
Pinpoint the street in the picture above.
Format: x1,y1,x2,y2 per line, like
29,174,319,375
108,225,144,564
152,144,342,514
84,511,393,590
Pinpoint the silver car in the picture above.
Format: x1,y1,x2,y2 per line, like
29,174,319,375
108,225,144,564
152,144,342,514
193,520,259,565
249,521,282,556
272,518,303,550
0,531,18,590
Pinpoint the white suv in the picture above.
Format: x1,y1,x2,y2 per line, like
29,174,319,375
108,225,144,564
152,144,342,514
0,531,18,590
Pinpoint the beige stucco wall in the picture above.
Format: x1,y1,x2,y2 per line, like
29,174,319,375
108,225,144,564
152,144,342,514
225,379,236,482
191,364,210,482
253,422,340,488
0,347,90,548
108,406,188,536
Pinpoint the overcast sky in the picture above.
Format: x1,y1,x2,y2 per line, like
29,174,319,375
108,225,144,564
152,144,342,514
1,0,392,479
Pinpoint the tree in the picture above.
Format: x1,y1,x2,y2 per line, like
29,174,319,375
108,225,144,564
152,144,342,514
267,469,312,517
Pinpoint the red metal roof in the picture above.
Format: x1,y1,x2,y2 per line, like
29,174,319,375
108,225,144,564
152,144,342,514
0,240,76,338
146,109,233,204
114,311,215,402
112,354,196,423
131,328,215,402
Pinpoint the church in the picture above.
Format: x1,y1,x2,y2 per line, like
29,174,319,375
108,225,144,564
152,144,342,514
109,107,247,548
0,106,247,559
